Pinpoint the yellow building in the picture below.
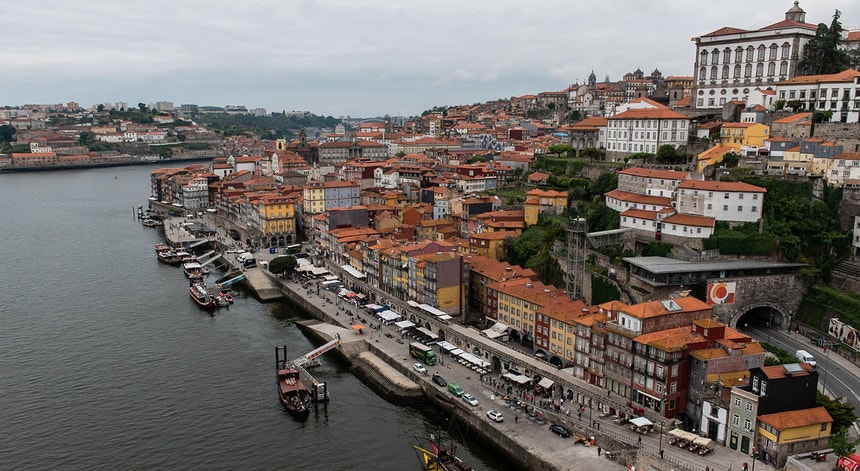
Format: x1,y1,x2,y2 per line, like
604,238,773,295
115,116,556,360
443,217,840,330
255,194,297,246
468,231,517,260
524,189,568,226
696,145,736,173
756,406,832,468
720,122,770,150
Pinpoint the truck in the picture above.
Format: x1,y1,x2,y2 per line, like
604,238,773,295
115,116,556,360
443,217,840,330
409,342,437,366
838,454,860,471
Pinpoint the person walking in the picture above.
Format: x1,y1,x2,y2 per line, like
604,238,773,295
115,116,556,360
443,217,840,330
597,447,602,456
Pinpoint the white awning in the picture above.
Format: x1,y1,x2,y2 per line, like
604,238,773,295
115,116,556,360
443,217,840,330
537,377,555,389
436,340,458,352
394,320,415,329
341,264,366,279
378,310,401,321
503,372,532,385
450,348,465,356
629,417,653,427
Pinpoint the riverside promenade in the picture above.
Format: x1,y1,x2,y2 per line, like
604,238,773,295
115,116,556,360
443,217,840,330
155,218,804,471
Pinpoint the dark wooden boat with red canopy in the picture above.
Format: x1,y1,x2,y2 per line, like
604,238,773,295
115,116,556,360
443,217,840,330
275,346,311,416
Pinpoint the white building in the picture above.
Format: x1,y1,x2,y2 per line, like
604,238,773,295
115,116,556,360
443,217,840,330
827,152,860,186
692,2,818,110
675,180,766,224
605,106,690,161
616,167,690,197
776,69,860,123
619,208,715,239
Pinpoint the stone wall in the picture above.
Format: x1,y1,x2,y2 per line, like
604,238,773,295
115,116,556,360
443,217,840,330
711,274,807,328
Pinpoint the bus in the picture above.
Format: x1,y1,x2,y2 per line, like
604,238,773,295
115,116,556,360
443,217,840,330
409,342,437,365
284,244,302,254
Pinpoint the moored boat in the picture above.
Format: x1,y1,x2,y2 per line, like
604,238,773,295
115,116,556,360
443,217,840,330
412,434,474,471
182,261,204,277
157,251,184,264
275,346,312,416
189,280,218,309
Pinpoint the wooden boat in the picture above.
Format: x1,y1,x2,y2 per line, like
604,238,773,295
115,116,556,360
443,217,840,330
189,280,218,309
412,435,474,471
275,346,311,416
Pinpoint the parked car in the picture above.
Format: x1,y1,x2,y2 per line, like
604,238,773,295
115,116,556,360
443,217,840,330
549,424,572,438
447,382,464,397
486,410,504,423
461,393,479,407
432,374,447,387
413,363,427,375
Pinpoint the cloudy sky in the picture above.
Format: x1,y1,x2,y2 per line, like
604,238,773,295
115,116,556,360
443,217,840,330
2,0,856,118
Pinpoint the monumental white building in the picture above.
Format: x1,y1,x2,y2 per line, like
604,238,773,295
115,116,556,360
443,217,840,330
605,105,691,161
675,180,766,224
692,2,818,110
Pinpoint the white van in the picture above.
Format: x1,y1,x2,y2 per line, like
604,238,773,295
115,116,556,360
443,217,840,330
795,349,816,367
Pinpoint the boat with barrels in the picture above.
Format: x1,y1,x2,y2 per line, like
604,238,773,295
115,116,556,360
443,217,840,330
275,346,312,416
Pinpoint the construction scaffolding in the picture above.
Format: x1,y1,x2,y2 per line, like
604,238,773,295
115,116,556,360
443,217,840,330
565,218,588,301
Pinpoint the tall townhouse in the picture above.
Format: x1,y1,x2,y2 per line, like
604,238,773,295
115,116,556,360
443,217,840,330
534,297,589,367
573,301,625,386
603,297,712,401
488,279,566,343
687,321,765,437
692,2,818,110
616,167,690,197
255,193,297,247
464,255,537,318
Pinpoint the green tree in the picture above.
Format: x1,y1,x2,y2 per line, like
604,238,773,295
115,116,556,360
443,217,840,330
96,104,105,112
138,102,148,113
268,255,297,276
656,145,678,164
774,99,786,110
548,144,572,158
580,147,602,163
78,130,96,145
829,427,860,457
817,391,858,432
798,10,849,75
0,124,15,142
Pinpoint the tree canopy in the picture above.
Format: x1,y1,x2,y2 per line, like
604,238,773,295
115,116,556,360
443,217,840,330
798,10,850,75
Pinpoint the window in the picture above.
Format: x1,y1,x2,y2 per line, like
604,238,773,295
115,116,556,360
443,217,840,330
738,205,743,212
756,63,764,77
745,402,753,411
751,206,757,212
733,414,740,425
744,418,752,431
734,397,741,407
724,193,730,199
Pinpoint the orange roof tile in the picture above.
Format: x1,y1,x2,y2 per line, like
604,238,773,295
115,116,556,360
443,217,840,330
676,180,766,193
758,407,832,431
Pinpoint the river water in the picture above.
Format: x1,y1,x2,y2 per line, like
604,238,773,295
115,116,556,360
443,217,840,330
0,165,505,470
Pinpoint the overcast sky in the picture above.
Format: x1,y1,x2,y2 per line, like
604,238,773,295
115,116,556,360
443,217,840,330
2,1,856,118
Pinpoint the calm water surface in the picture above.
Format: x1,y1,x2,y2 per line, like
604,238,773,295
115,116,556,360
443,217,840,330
0,166,505,471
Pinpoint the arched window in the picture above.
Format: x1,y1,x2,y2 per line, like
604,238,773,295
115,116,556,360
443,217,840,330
712,49,720,64
700,51,708,66
711,66,718,79
779,61,788,75
781,42,791,60
769,44,778,60
745,64,752,77
767,62,775,76
746,46,755,62
735,47,744,63
723,48,731,64
756,63,764,77
699,66,707,80
722,65,730,79
757,45,766,61
734,64,741,78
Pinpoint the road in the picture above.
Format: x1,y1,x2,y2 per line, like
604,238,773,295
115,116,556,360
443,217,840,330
747,325,860,416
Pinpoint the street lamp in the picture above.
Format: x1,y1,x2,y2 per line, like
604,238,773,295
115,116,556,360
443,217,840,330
751,446,757,471
821,341,832,394
658,421,665,459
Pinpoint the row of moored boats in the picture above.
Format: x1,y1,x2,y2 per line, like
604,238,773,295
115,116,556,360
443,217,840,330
155,243,233,310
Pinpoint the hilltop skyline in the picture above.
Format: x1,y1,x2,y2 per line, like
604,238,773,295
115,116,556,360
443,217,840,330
2,0,856,117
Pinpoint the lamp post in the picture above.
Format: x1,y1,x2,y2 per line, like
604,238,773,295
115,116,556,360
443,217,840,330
658,421,665,459
821,340,832,395
751,446,757,471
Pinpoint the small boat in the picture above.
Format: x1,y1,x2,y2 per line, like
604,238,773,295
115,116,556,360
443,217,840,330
155,243,171,253
189,280,218,309
182,261,204,277
413,434,474,471
275,346,311,416
157,251,184,264
221,292,234,304
141,218,163,227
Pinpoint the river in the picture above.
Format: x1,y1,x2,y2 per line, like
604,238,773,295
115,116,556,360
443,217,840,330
0,165,505,470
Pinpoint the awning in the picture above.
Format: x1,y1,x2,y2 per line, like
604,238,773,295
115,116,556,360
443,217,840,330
629,417,653,427
378,310,401,321
394,320,415,329
537,377,555,389
341,264,366,279
450,348,465,356
436,340,458,352
502,373,531,385
352,324,365,330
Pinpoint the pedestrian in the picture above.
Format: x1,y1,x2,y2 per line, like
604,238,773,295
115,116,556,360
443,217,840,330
659,449,664,459
637,436,642,446
514,415,518,423
597,422,600,431
597,447,601,456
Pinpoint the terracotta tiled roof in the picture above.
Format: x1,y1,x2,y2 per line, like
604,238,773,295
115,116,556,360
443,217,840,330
610,108,689,120
618,167,690,181
661,213,715,228
701,26,749,37
758,407,832,431
605,189,673,207
779,69,860,86
698,145,736,161
621,296,712,319
759,19,818,32
676,180,766,193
